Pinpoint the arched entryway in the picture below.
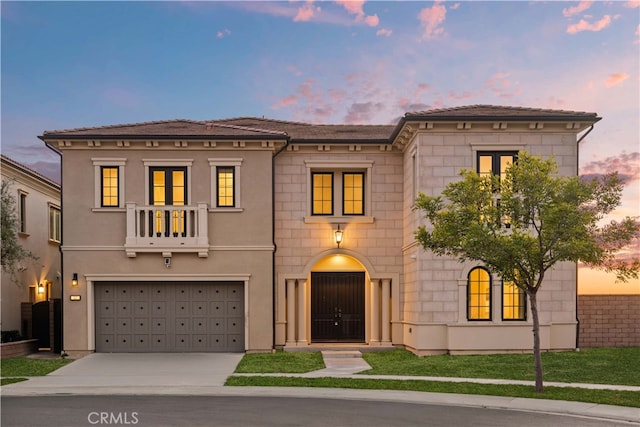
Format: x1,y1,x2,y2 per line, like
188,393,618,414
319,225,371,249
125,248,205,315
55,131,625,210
278,250,396,349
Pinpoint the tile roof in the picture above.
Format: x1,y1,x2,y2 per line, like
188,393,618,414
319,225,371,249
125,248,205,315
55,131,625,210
39,105,601,143
404,104,601,120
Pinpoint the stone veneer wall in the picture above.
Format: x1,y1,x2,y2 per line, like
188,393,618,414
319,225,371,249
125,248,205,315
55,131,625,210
578,295,640,348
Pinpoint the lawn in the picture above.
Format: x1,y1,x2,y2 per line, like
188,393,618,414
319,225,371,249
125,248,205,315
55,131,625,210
1,356,73,386
227,347,640,407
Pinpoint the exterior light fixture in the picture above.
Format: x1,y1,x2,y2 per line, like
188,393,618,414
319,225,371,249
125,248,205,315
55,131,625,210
334,224,344,248
37,283,45,294
72,273,78,286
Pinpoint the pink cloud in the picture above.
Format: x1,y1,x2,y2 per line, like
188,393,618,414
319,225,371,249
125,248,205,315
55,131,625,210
625,1,640,8
581,152,640,184
566,15,612,34
605,73,630,88
562,1,593,17
293,1,317,22
271,95,298,109
376,28,392,37
418,1,447,40
335,0,378,27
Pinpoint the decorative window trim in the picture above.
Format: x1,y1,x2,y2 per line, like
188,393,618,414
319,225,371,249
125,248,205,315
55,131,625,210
304,160,374,222
208,158,243,212
93,158,126,209
144,159,193,206
48,203,61,243
18,190,28,234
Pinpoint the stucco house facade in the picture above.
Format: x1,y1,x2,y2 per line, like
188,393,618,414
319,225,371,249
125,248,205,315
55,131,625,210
1,155,61,336
39,105,601,357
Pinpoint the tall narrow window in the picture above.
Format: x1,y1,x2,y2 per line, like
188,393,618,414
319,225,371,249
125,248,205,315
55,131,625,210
468,267,492,320
312,172,333,215
19,192,27,233
217,166,235,207
150,167,187,237
503,281,526,320
101,166,119,207
343,172,364,215
49,205,61,243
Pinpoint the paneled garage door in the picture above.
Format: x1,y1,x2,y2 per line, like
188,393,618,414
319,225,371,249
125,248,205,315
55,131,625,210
95,281,244,352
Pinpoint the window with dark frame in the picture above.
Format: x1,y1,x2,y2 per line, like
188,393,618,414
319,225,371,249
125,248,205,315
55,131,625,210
311,172,333,215
467,267,492,320
342,172,364,215
149,167,187,237
19,192,27,233
101,166,119,207
216,166,235,207
502,281,526,320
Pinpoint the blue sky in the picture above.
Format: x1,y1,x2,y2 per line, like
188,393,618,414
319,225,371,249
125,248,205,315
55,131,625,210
2,1,639,291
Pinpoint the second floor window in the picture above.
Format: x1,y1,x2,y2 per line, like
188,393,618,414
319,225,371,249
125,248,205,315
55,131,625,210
478,151,517,182
101,166,119,207
312,172,333,215
217,166,235,207
343,173,364,215
150,167,187,237
49,205,61,243
19,192,27,233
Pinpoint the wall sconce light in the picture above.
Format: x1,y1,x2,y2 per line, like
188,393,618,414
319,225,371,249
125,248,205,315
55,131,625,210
334,224,344,248
72,273,78,286
37,283,45,294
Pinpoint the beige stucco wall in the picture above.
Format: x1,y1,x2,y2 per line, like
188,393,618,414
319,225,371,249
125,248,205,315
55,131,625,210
57,144,275,355
1,158,61,333
401,125,580,353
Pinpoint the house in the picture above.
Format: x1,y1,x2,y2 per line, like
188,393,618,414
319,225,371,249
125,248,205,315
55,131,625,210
38,105,601,357
1,155,61,343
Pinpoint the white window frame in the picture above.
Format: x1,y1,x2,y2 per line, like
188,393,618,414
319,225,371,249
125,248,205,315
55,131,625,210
208,158,243,212
92,158,127,210
48,203,61,243
304,160,374,224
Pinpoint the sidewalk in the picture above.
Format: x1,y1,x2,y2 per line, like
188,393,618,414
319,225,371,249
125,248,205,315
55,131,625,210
2,351,639,424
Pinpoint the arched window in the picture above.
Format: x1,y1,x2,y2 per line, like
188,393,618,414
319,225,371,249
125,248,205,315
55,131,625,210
503,281,526,320
468,267,491,320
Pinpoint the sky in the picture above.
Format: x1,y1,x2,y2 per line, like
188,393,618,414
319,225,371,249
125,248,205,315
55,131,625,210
1,0,638,294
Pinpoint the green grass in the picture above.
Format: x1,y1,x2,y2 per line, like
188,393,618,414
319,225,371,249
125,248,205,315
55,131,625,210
235,350,324,373
228,347,640,407
1,356,72,379
361,347,640,386
1,377,28,386
225,376,640,408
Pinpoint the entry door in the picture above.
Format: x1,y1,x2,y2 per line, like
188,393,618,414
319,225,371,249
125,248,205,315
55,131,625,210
311,272,365,342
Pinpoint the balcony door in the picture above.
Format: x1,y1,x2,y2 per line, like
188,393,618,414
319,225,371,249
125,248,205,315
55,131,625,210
150,167,187,237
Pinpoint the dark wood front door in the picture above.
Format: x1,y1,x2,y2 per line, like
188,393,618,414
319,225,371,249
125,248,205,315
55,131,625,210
311,272,365,342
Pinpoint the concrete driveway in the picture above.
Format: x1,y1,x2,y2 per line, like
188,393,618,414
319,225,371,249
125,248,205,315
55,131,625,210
2,353,243,395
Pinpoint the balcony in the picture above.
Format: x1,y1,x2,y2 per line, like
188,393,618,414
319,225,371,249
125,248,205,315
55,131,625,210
124,203,209,258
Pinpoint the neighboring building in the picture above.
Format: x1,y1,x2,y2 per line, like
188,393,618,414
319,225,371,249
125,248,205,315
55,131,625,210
38,105,601,357
1,155,61,335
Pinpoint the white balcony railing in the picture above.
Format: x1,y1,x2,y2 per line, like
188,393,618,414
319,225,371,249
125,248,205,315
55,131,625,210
124,203,209,258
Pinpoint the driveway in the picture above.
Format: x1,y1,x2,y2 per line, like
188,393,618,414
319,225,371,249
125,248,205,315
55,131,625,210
2,353,243,395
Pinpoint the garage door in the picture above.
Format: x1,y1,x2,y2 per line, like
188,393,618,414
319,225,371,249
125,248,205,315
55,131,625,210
95,281,244,352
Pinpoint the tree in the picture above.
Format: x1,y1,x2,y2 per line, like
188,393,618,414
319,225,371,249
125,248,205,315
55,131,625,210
414,151,640,393
1,180,37,281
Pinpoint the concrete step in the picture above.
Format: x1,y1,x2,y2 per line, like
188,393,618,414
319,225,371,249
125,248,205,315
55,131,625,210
321,350,362,359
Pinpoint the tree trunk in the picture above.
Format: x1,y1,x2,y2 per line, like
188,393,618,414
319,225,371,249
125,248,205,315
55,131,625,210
528,289,544,392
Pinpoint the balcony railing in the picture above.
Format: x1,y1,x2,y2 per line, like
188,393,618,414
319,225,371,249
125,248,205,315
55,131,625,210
124,203,209,258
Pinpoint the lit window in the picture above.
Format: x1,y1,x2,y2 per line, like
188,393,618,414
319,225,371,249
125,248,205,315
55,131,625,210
468,267,491,320
49,205,61,243
217,167,235,207
101,166,119,207
503,281,526,320
343,173,364,215
312,172,333,215
150,167,187,237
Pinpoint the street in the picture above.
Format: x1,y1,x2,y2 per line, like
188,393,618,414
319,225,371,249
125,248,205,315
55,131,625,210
2,395,634,427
